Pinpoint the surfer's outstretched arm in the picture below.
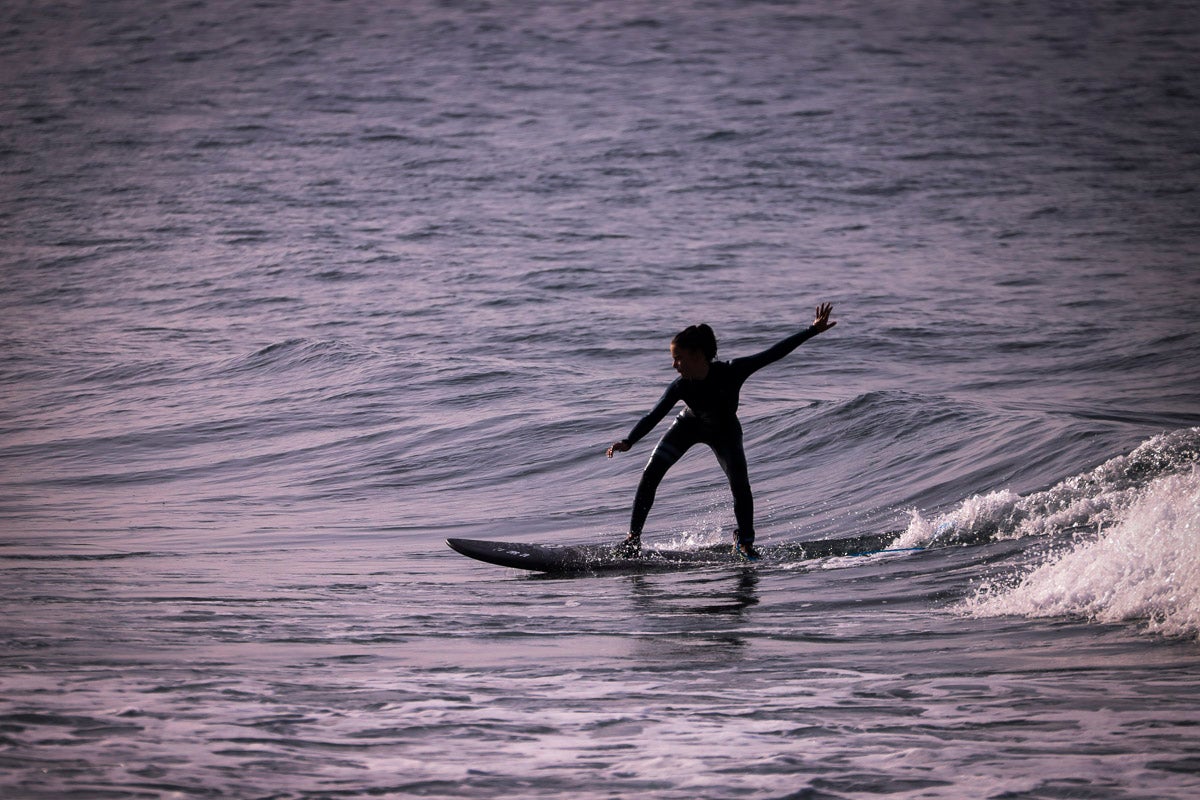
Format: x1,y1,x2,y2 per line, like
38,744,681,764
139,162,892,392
734,303,837,376
608,382,681,457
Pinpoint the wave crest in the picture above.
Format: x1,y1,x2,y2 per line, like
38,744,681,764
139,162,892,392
895,426,1200,548
962,468,1200,640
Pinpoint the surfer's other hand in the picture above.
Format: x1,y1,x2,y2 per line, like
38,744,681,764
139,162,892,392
813,302,836,332
607,440,631,458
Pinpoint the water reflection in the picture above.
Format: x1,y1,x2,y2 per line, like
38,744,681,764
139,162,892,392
621,568,761,663
627,567,759,616
690,568,760,616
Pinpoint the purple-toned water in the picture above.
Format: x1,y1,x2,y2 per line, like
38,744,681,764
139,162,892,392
2,1,1199,797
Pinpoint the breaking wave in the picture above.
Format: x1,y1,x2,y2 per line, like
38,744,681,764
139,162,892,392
963,467,1200,640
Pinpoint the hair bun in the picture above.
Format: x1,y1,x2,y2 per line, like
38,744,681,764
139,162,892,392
672,324,718,361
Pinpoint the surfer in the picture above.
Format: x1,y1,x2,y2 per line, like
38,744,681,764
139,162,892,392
607,303,837,560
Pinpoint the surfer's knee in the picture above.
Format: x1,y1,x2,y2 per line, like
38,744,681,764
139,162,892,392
645,440,684,473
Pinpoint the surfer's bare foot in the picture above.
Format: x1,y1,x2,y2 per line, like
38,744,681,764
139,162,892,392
734,542,760,561
732,529,760,561
615,532,641,558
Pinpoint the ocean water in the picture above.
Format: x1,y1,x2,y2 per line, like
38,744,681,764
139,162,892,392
2,0,1199,797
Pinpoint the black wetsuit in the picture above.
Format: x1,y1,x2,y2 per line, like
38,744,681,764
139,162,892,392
622,324,822,546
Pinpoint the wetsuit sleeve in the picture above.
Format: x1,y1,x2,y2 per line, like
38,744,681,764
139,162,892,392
732,324,821,378
624,380,681,446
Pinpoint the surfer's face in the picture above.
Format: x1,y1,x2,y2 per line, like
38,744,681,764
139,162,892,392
671,343,709,380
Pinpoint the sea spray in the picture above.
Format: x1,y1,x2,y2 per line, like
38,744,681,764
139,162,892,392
895,427,1200,549
962,468,1200,639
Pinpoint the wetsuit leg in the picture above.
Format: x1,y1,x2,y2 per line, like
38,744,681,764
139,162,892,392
629,417,702,534
712,434,755,544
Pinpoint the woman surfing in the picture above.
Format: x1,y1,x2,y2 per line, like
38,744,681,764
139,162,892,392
607,303,837,560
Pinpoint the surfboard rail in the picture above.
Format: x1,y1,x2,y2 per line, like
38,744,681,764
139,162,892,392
446,530,915,575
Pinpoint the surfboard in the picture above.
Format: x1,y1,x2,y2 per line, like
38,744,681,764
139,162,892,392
446,530,912,574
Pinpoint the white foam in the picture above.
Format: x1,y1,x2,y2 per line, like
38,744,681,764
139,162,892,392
963,469,1200,639
897,427,1200,549
894,489,1021,549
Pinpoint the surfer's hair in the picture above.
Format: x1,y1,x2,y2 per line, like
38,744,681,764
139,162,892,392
672,324,718,361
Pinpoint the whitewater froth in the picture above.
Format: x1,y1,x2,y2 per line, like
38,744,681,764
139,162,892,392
963,468,1200,639
896,427,1200,550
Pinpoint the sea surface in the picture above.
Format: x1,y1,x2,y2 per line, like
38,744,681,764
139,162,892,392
2,1,1200,798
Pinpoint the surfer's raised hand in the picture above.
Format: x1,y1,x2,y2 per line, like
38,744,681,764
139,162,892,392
607,440,631,458
812,302,836,333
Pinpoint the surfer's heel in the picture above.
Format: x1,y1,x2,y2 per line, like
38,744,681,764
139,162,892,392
733,542,761,561
615,532,641,558
732,528,760,561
